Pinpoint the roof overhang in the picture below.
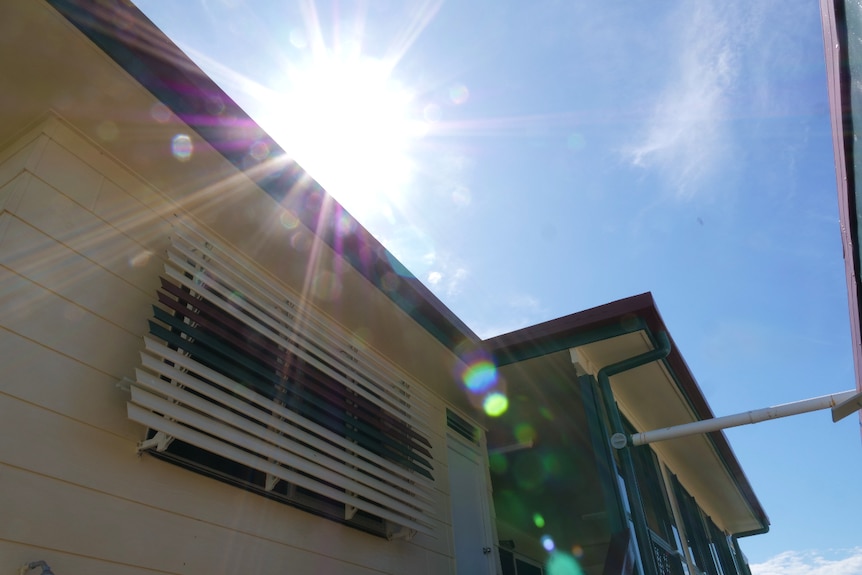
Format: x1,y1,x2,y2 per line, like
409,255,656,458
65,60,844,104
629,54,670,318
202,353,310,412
486,293,770,536
40,0,478,352
1,0,481,411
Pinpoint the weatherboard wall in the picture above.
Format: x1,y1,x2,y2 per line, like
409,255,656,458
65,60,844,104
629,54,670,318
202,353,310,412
0,111,469,573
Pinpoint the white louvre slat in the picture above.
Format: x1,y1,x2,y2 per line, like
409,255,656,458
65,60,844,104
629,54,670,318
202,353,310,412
171,224,435,412
127,403,434,535
129,385,432,519
163,240,434,429
132,221,443,534
140,337,435,491
134,361,435,507
163,252,434,433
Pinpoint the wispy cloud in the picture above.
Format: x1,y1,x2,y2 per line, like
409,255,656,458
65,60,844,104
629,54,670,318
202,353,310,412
625,2,743,198
472,293,548,339
750,548,862,575
424,252,468,297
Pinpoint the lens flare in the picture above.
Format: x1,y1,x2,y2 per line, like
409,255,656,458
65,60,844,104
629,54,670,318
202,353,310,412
542,453,562,476
312,270,342,301
171,134,193,161
150,102,171,123
128,250,152,268
336,211,356,235
533,513,545,528
249,140,270,161
449,83,469,105
280,210,300,230
489,452,508,474
290,230,312,252
463,360,497,392
566,133,585,151
541,535,555,552
483,392,508,417
515,423,536,444
546,552,584,575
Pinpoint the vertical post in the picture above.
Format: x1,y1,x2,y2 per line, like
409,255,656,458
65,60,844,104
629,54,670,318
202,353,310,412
731,536,753,575
579,373,625,535
659,464,696,574
595,331,672,575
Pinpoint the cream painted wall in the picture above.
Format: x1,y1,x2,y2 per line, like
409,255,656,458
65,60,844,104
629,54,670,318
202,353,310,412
0,0,475,417
0,2,499,570
0,114,464,574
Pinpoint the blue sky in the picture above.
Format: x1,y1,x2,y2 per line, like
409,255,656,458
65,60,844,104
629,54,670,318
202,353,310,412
137,0,862,571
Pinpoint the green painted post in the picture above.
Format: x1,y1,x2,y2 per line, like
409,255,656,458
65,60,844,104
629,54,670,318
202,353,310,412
595,330,672,575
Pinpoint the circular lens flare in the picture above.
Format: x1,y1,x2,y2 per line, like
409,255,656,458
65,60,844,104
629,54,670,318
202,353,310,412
483,392,509,417
171,134,193,161
463,360,497,392
546,552,584,575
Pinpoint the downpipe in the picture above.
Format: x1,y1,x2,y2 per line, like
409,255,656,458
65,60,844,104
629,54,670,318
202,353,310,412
596,331,672,575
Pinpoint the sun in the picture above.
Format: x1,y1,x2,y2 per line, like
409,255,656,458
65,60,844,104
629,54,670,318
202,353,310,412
268,52,425,222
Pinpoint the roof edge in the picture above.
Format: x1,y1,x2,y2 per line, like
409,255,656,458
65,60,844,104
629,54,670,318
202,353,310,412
484,292,770,534
46,0,479,351
821,0,862,421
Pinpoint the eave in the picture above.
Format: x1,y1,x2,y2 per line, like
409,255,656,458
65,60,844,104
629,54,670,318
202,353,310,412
484,293,770,536
45,0,479,353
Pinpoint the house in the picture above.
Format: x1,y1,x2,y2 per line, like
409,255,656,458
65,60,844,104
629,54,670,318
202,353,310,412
820,0,862,435
0,1,767,574
484,295,768,574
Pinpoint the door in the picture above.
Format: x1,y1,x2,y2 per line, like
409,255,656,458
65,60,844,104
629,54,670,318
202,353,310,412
447,433,497,575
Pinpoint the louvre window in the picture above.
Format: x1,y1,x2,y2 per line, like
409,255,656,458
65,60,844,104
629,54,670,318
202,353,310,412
447,408,481,444
128,222,436,537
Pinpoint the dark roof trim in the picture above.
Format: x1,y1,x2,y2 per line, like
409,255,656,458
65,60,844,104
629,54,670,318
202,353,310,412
484,292,770,534
47,0,478,351
821,0,862,414
486,293,655,366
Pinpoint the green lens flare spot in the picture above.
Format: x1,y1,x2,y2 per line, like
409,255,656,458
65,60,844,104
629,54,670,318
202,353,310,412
483,392,509,416
546,552,584,575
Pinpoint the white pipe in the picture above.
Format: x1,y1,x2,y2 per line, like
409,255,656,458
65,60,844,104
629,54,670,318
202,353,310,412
628,390,857,447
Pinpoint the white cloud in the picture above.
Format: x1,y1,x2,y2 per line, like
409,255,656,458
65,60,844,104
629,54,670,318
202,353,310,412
471,293,549,339
508,294,542,312
443,267,468,296
750,549,862,575
625,2,743,198
421,250,469,297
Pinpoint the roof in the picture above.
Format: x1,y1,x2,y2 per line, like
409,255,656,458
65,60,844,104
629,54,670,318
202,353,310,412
821,0,862,434
485,293,770,535
46,0,479,353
